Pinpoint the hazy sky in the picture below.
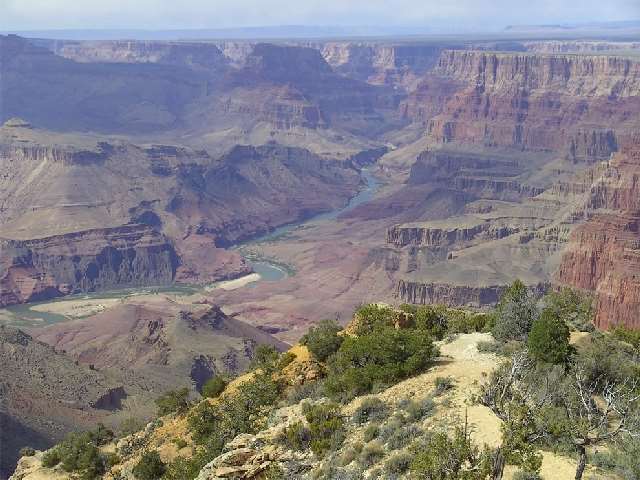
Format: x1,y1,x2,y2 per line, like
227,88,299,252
2,0,639,31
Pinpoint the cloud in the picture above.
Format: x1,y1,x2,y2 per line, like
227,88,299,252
2,0,639,30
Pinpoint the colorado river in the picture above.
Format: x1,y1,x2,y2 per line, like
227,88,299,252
237,168,382,282
1,169,382,327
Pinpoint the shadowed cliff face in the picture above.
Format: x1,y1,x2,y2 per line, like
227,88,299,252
0,119,361,307
0,325,131,478
0,225,179,306
0,300,286,478
1,36,402,137
0,35,206,134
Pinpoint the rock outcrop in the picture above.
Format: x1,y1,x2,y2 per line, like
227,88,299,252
557,134,640,329
403,50,640,154
395,280,549,307
0,325,128,478
387,219,518,248
0,225,178,307
0,119,362,306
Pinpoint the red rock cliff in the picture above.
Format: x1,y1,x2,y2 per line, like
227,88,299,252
557,134,640,329
404,50,640,154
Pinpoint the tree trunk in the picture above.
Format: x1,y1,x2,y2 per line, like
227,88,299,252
491,447,505,480
575,445,587,480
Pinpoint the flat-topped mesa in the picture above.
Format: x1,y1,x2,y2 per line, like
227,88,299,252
0,143,111,166
395,280,548,307
521,40,640,54
219,43,398,131
0,224,178,307
219,84,325,130
406,148,544,201
433,50,640,97
319,42,442,88
453,177,545,200
237,43,334,85
387,217,519,248
48,40,229,70
408,149,519,184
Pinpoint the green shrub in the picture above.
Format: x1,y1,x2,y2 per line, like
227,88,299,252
278,351,296,369
369,466,383,479
359,441,385,468
513,471,543,480
410,427,493,479
39,425,117,479
404,397,436,422
302,319,344,362
414,305,450,339
302,402,345,457
543,287,594,332
58,435,103,475
575,334,638,385
448,312,489,334
339,446,359,466
188,372,281,452
92,423,114,446
286,379,324,405
324,326,436,401
387,425,422,450
527,309,573,364
104,453,121,469
385,451,412,474
172,438,188,449
281,421,310,451
201,376,227,398
264,464,285,479
477,340,502,354
163,448,217,480
19,446,36,457
352,397,388,424
378,416,406,444
434,376,455,396
42,448,61,468
492,280,538,342
251,344,281,372
119,417,145,437
353,304,397,335
132,450,166,480
612,325,640,353
187,401,223,444
155,388,191,416
363,422,380,442
311,463,364,480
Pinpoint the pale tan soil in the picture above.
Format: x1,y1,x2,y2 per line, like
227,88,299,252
10,452,70,480
0,309,17,324
29,298,122,318
345,332,613,480
11,334,617,480
205,273,261,291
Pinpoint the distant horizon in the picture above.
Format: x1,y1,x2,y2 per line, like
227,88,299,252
3,19,640,42
3,0,639,35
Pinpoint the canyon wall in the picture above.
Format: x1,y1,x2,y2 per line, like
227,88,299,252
403,50,640,157
0,225,178,306
396,280,549,308
0,118,362,306
557,134,640,329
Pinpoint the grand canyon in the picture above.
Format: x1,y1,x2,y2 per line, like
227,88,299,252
2,11,640,480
